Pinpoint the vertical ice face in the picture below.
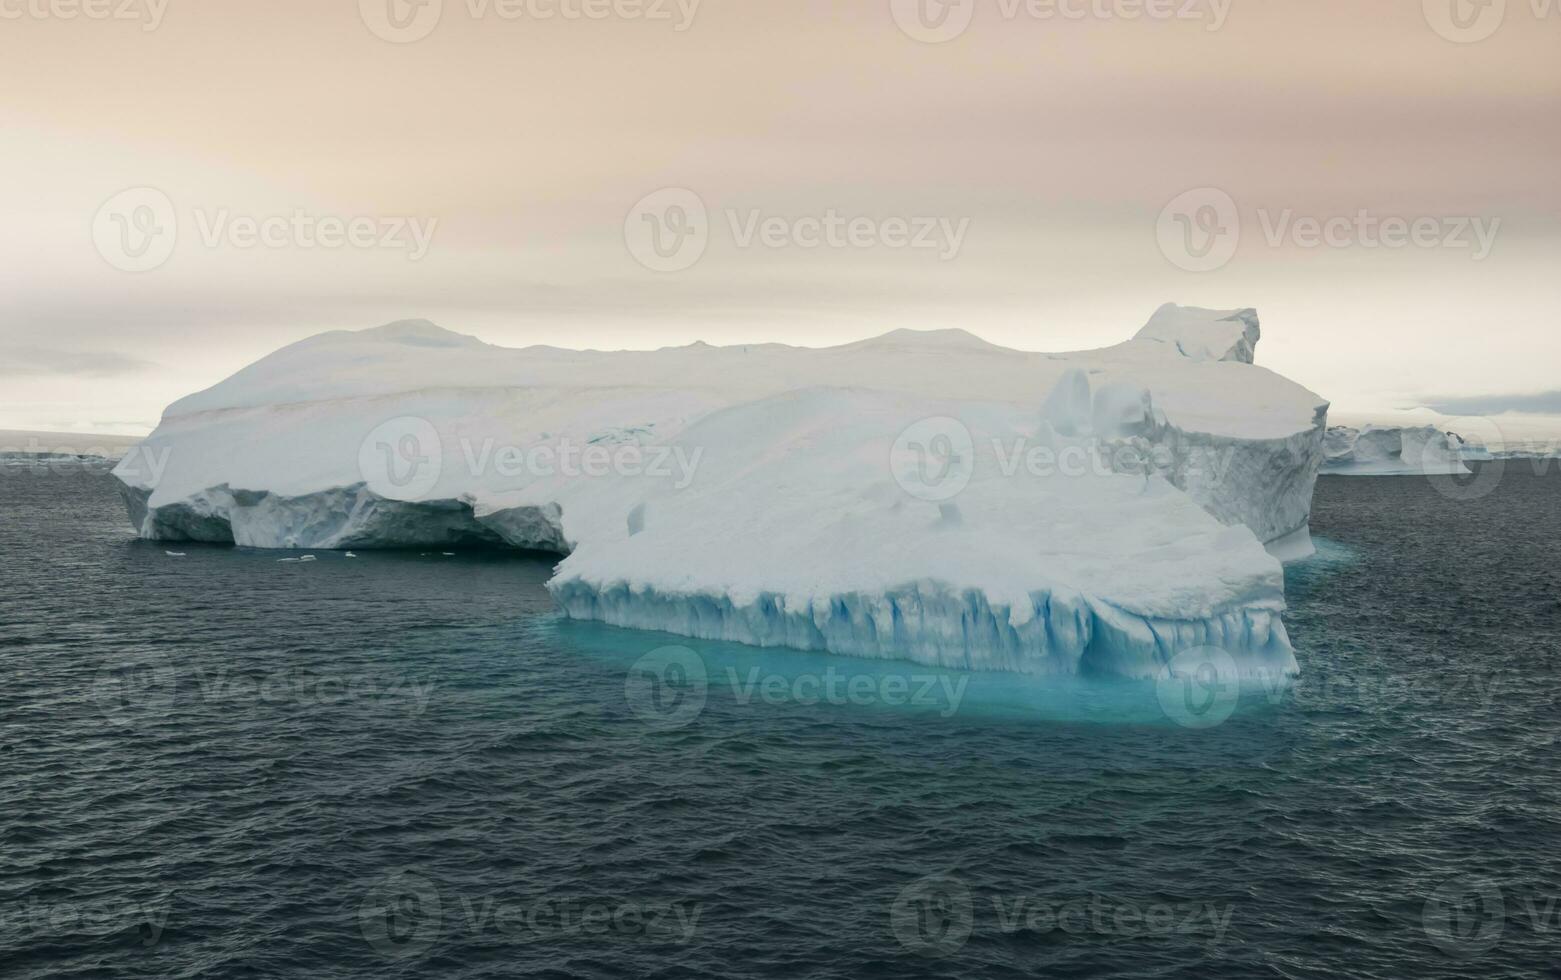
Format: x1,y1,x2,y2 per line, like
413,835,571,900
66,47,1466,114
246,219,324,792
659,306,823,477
111,304,1327,677
1090,383,1156,442
1042,369,1094,437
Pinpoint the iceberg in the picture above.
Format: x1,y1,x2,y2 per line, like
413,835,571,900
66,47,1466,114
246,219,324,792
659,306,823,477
113,304,1327,678
1321,425,1472,476
0,430,140,469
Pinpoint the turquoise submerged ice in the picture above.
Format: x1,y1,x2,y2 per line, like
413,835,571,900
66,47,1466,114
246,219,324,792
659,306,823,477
113,305,1327,678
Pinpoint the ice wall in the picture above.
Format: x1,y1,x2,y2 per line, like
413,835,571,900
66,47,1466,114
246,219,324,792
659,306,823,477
1322,425,1471,476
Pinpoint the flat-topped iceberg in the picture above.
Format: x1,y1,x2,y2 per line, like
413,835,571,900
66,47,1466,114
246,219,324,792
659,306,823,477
1322,425,1471,476
113,304,1327,678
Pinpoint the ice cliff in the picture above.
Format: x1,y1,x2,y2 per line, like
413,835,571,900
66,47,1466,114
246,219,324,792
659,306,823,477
113,304,1328,678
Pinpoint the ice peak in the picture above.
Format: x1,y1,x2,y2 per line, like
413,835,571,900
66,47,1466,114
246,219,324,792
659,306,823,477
1134,304,1260,364
847,327,1002,352
354,319,488,349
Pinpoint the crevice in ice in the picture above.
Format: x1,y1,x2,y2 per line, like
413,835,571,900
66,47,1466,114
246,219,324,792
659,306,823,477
120,483,570,553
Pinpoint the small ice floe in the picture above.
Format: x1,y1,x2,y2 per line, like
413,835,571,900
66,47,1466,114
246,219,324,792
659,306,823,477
277,557,301,563
442,552,456,557
299,555,317,562
165,551,187,557
344,552,358,559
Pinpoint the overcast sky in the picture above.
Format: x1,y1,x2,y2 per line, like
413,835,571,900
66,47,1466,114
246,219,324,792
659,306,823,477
2,0,1557,435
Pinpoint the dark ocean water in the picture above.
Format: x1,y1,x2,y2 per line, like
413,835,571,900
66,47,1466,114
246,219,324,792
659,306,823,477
2,463,1558,979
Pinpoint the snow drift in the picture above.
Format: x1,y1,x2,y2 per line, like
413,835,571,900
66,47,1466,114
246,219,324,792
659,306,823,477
113,304,1327,678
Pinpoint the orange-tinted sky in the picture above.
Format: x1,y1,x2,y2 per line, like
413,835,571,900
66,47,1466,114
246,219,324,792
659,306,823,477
2,0,1558,434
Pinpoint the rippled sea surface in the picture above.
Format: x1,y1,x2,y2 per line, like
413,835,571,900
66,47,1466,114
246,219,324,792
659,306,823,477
3,463,1559,978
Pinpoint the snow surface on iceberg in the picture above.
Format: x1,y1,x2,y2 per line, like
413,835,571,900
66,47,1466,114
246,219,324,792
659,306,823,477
1321,425,1472,476
113,304,1326,678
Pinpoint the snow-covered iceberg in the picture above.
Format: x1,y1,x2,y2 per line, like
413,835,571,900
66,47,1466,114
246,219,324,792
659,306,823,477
1321,425,1472,476
113,304,1327,678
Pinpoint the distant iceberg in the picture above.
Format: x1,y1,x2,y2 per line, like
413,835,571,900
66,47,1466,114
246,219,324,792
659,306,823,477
1321,425,1472,476
112,305,1328,679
